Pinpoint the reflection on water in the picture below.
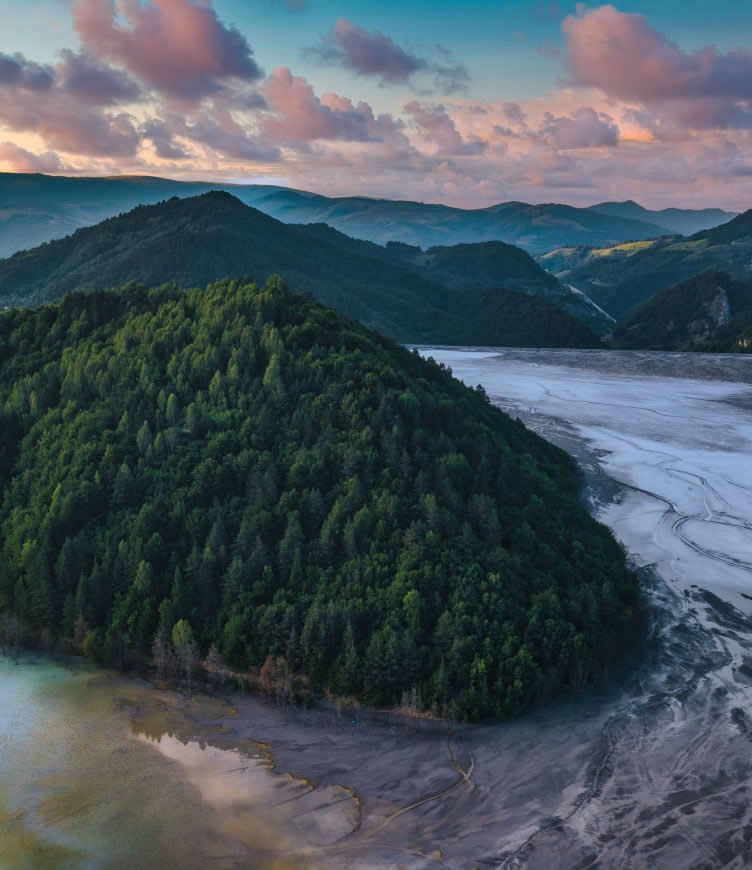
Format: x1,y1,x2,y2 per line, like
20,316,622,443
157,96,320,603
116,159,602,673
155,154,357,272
0,656,306,869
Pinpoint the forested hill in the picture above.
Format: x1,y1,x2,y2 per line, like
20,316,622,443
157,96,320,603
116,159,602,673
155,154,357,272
0,192,606,345
552,209,752,322
0,280,638,719
612,271,752,352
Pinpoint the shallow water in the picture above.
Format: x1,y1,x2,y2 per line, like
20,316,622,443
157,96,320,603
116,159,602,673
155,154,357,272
0,658,319,870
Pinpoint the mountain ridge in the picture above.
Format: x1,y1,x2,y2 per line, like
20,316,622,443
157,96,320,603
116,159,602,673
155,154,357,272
0,191,604,347
0,171,736,260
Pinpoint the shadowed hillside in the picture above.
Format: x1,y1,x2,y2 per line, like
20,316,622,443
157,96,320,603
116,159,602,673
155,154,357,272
0,192,604,347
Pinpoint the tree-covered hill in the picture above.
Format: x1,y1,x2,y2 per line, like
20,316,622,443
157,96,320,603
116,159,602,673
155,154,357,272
612,271,752,352
554,210,752,322
612,271,751,348
0,280,638,719
0,192,606,345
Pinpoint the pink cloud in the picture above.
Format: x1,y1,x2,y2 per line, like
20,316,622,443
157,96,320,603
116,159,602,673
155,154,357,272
404,102,487,156
72,0,263,101
563,5,752,103
540,107,619,148
262,67,406,146
0,142,63,173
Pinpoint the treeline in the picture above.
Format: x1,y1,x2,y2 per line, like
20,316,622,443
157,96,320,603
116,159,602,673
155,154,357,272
0,279,639,719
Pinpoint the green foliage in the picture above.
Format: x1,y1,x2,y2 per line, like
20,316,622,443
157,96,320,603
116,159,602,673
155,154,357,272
0,279,639,719
559,209,752,323
612,270,752,352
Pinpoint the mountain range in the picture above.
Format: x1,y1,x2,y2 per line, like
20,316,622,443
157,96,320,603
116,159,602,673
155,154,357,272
0,172,735,260
0,191,604,347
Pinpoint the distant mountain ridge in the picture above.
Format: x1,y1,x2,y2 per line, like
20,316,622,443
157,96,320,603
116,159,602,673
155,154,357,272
0,191,603,348
0,172,736,260
587,200,736,236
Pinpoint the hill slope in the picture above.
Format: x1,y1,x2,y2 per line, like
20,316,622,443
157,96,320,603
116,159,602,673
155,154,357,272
3,172,730,259
0,280,639,719
0,192,604,346
554,210,752,321
612,271,752,351
0,172,284,258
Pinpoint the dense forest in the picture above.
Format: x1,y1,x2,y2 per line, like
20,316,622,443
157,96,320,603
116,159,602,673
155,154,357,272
612,271,752,351
0,280,638,719
551,209,752,322
0,192,606,345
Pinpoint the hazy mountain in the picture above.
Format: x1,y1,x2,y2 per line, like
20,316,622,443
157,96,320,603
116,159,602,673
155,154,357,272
0,172,284,258
248,189,669,254
612,271,752,350
0,191,603,347
547,210,752,321
588,200,736,236
2,172,732,261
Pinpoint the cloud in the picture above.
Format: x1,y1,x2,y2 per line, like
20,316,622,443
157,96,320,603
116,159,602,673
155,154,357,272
563,5,752,103
57,49,143,105
404,101,487,156
72,0,263,101
0,93,141,157
140,119,189,159
540,107,619,148
171,111,282,162
0,142,63,173
309,18,425,85
503,102,527,127
262,67,406,146
0,52,54,90
308,19,470,93
0,48,142,157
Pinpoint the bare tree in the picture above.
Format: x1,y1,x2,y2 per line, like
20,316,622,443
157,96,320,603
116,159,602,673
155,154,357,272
172,620,199,697
204,644,226,688
0,614,23,663
152,631,169,682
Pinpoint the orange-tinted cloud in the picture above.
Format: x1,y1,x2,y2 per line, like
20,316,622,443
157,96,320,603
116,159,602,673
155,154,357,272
0,142,63,172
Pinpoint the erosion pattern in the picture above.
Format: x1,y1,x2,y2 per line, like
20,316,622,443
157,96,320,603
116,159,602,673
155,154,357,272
220,348,752,870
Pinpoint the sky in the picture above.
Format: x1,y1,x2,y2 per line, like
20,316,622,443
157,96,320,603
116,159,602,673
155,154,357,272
1,0,752,209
